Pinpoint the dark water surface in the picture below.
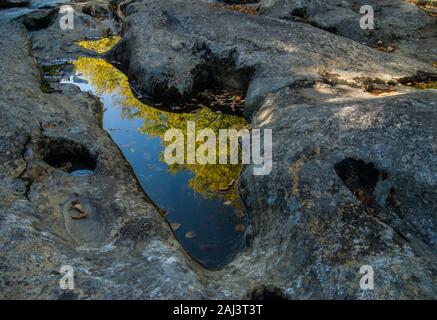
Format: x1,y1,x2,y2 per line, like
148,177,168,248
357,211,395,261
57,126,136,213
60,57,248,269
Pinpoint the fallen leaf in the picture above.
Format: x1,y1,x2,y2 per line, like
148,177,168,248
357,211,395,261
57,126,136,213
185,231,196,239
157,208,167,217
234,209,246,218
235,224,245,232
71,212,88,220
170,223,181,231
71,202,84,213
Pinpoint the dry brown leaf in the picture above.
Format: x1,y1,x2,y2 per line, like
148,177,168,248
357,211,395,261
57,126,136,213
170,223,181,231
235,224,245,232
71,212,88,220
185,231,196,239
71,202,85,213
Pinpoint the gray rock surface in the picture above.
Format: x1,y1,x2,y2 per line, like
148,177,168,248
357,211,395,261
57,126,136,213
229,90,437,299
108,0,437,299
0,22,208,299
30,1,119,64
108,0,435,115
256,0,437,64
0,0,29,9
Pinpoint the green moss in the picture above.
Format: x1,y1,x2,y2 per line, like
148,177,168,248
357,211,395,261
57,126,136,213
414,81,437,90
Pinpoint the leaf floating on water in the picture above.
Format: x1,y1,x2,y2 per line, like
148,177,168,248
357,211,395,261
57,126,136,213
185,231,196,239
235,224,245,232
234,209,245,218
170,223,181,231
157,208,167,217
223,200,232,206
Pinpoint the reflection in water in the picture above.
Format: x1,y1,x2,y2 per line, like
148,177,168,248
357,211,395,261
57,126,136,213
62,57,248,269
77,36,121,54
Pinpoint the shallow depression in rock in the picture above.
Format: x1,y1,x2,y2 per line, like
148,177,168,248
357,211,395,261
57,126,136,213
42,137,97,175
59,56,249,269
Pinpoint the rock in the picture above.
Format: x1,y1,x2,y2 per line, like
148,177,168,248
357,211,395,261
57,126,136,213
30,2,119,64
0,0,29,9
0,22,207,299
1,0,436,300
231,90,437,299
107,0,434,115
105,0,437,299
13,9,58,31
257,0,437,64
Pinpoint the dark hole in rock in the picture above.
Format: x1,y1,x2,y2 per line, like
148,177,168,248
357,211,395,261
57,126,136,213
386,187,403,216
189,59,253,115
334,158,385,213
43,138,97,175
143,58,254,115
248,285,287,300
193,59,253,94
290,7,308,20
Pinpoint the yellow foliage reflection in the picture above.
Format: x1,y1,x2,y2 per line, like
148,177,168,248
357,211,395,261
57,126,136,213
73,57,247,209
77,36,121,54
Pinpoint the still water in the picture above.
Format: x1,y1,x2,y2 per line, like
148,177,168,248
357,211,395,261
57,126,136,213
59,56,248,269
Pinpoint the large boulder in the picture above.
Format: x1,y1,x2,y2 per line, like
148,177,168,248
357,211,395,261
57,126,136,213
0,22,207,299
225,90,437,299
106,0,437,299
108,0,435,115
30,2,119,64
257,0,437,64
